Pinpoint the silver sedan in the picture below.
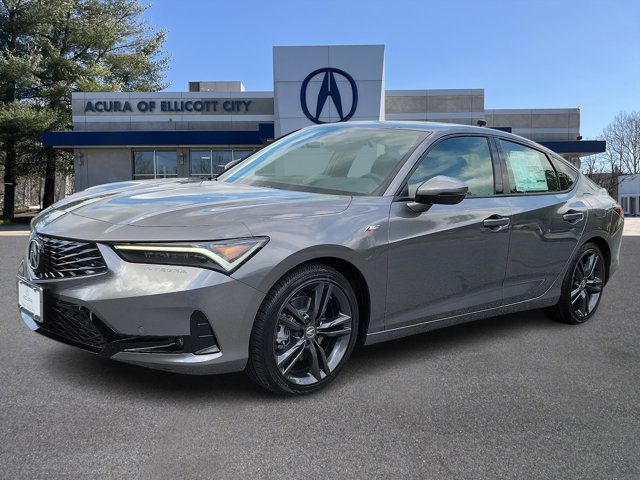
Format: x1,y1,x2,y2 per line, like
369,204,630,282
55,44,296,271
17,122,624,394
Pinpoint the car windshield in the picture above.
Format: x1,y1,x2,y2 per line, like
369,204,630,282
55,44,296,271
218,125,426,195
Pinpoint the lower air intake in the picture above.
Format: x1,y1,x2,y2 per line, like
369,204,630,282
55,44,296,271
40,301,112,352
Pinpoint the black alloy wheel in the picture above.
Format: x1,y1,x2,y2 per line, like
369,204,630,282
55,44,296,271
247,263,359,395
545,243,606,324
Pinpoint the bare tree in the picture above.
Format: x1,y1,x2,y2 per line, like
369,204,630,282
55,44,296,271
581,111,640,198
582,154,620,197
582,152,605,177
602,111,640,175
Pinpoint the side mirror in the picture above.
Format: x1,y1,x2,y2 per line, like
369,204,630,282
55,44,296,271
408,176,468,212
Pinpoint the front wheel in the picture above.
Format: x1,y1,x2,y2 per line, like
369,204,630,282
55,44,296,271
544,243,606,324
246,263,359,395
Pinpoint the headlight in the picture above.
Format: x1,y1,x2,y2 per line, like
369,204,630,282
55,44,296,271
112,237,268,274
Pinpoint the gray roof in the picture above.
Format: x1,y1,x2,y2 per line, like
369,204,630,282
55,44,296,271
313,120,536,142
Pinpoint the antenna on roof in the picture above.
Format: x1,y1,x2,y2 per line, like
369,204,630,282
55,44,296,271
476,119,487,127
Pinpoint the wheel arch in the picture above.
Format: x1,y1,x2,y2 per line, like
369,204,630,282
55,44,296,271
581,235,612,284
258,250,373,345
305,257,371,345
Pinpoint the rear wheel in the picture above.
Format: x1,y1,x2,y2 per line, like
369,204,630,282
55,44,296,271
246,263,359,395
544,243,606,324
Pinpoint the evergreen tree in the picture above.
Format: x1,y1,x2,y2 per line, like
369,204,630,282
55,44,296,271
1,0,167,222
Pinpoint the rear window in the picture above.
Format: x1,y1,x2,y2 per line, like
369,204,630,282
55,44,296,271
550,157,578,190
500,139,559,193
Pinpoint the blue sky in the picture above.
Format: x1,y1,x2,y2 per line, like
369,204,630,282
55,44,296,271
144,0,639,138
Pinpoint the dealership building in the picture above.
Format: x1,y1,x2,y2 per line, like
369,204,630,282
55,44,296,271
43,45,605,191
618,174,640,216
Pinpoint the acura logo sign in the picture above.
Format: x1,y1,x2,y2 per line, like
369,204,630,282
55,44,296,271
300,67,358,124
28,238,42,271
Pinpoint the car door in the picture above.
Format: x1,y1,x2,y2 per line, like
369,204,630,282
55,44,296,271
385,135,512,331
496,138,587,303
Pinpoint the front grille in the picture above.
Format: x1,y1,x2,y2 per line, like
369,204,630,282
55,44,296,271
34,235,108,279
40,301,112,352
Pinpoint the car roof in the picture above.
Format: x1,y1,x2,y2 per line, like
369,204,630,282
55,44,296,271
317,120,567,161
320,120,518,139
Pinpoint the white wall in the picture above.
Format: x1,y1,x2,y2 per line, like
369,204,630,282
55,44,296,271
618,174,640,215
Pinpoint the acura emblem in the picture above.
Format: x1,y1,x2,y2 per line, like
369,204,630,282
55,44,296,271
28,238,42,271
304,325,316,339
300,67,358,124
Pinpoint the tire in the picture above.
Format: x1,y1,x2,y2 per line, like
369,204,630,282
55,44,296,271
544,242,606,325
246,263,359,395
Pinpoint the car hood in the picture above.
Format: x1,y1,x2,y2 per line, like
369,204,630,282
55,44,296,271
32,179,352,241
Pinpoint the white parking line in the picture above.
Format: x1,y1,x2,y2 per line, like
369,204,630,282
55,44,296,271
0,230,30,237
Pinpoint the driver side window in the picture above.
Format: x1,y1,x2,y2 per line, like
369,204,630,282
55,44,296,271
405,136,495,197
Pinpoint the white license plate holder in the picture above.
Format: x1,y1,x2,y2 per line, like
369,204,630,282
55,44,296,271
18,278,44,323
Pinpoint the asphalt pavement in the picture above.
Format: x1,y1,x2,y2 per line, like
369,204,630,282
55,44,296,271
1,224,639,479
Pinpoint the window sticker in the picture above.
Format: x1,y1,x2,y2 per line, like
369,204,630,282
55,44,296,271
507,151,548,192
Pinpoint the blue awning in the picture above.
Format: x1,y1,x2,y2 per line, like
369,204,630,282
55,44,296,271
43,125,604,157
43,123,275,147
539,140,605,156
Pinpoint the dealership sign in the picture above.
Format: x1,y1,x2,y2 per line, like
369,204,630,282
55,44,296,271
300,68,358,124
83,99,253,114
273,45,384,136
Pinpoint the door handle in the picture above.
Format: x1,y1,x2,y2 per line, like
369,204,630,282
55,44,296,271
483,215,510,230
562,211,584,223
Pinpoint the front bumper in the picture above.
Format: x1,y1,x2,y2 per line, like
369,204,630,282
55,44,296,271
18,243,265,375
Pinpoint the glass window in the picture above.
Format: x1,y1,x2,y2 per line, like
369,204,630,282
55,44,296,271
550,156,578,190
233,150,254,161
219,126,424,195
155,151,177,177
405,136,495,197
500,140,559,193
133,150,177,180
190,150,212,176
621,197,628,213
133,151,155,179
347,143,383,178
212,150,234,175
190,149,255,176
